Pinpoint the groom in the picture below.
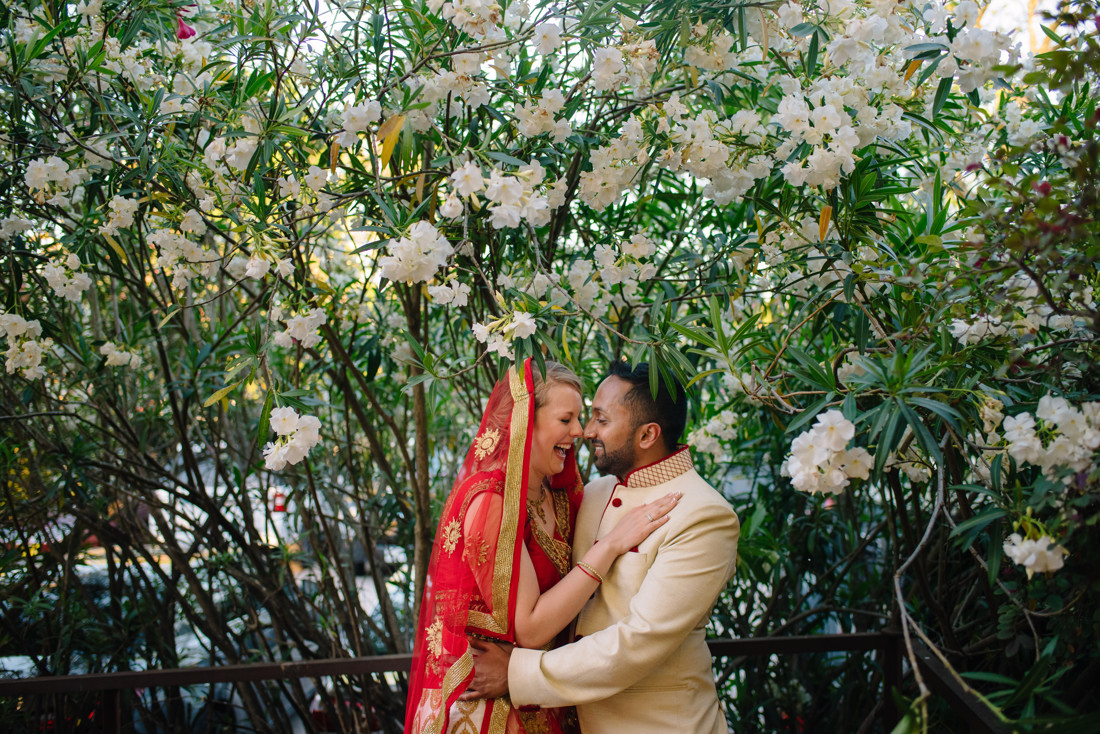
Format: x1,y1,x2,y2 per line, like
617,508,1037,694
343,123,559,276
465,361,740,733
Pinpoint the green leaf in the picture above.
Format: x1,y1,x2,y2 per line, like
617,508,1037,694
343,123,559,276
898,401,943,466
256,389,274,442
787,346,835,391
907,397,961,428
486,151,527,168
785,393,836,435
225,355,255,380
904,42,950,54
157,306,181,331
874,409,903,474
668,321,718,350
805,30,820,78
949,507,1005,539
203,380,241,408
932,77,953,118
1039,24,1067,48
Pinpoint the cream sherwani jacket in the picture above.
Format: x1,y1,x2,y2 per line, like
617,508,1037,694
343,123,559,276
509,448,740,734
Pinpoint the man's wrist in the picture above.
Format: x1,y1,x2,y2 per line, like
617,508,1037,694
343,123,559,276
507,645,538,707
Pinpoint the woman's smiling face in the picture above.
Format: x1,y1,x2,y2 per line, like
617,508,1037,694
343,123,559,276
528,383,584,488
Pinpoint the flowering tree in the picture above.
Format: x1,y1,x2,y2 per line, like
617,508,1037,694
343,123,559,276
1,0,1097,730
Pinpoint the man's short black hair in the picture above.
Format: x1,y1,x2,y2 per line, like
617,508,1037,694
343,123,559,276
607,361,687,452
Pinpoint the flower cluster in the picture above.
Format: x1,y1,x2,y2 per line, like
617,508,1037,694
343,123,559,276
684,25,738,73
473,311,538,359
593,233,658,297
100,341,142,369
515,89,571,143
148,228,216,289
429,0,502,38
427,280,471,307
446,160,551,229
100,195,139,237
0,216,33,241
335,100,382,148
884,447,933,484
43,252,93,303
273,307,327,349
1002,394,1100,481
25,155,86,206
379,221,453,283
1003,532,1067,578
0,312,50,380
578,115,646,210
263,407,322,471
689,409,740,456
781,410,874,494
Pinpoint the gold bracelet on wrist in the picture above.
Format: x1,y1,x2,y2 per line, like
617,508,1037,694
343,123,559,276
575,560,604,584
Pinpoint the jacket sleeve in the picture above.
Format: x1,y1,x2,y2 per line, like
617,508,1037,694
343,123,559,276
508,501,739,707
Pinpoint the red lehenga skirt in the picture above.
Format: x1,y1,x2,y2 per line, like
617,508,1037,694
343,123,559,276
407,486,580,734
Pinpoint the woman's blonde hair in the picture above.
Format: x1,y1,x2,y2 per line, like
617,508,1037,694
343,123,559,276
532,361,583,408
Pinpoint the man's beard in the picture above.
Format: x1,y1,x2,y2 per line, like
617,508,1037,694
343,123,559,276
593,440,636,478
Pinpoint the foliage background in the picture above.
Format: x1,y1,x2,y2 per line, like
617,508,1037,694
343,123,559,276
0,0,1097,731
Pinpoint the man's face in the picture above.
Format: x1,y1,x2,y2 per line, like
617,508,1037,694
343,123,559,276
584,376,640,478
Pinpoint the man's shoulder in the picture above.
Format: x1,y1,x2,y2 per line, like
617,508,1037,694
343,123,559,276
674,471,740,523
583,474,619,497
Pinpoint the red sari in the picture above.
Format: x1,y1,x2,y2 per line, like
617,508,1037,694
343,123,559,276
406,360,583,734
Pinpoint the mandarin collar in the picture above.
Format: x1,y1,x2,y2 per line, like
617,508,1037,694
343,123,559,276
618,446,694,488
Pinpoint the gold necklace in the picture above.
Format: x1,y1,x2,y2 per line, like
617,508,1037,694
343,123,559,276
527,483,548,524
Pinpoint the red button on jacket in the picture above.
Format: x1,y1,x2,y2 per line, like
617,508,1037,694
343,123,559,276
612,497,622,507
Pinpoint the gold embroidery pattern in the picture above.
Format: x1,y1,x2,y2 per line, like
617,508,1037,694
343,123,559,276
489,367,529,629
466,609,505,634
487,696,511,734
442,519,461,555
426,617,444,659
625,445,694,488
425,648,473,734
516,708,554,734
528,489,572,578
473,427,501,460
463,534,489,568
450,700,481,734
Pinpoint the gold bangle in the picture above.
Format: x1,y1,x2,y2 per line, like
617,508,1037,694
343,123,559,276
575,561,604,584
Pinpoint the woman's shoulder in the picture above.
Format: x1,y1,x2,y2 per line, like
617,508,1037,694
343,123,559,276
456,469,506,499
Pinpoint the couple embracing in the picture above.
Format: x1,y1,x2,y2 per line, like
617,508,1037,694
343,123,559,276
405,359,740,734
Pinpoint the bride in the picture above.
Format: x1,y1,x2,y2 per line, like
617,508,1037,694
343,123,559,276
405,359,678,734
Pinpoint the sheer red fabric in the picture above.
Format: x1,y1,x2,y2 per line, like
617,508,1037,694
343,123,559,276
405,360,583,734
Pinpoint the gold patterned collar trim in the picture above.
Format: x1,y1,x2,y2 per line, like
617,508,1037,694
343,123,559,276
622,446,694,488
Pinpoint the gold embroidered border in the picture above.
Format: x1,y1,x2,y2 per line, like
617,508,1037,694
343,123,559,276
488,695,511,734
490,366,529,629
528,489,572,578
626,445,695,488
466,609,505,635
425,648,473,734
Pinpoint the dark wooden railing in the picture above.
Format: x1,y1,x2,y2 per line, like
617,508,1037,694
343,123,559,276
0,633,1007,733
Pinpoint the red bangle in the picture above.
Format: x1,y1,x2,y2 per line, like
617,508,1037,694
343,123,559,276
575,561,604,583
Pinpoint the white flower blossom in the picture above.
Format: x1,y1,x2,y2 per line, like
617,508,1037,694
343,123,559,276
451,162,485,197
264,408,323,470
1003,533,1067,578
508,312,537,340
379,221,453,283
782,410,871,495
533,22,562,54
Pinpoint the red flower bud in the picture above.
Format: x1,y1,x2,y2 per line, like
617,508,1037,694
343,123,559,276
177,12,196,40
